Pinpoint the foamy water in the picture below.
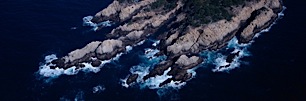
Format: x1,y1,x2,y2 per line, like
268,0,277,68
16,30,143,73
82,16,112,31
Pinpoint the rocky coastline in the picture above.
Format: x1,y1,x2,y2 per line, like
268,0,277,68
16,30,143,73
43,0,284,88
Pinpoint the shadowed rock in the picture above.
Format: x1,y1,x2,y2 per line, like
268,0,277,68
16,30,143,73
143,61,173,81
226,51,240,63
91,60,102,67
127,74,139,85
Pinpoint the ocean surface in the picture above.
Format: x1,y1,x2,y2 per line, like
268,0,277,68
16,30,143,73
0,0,306,101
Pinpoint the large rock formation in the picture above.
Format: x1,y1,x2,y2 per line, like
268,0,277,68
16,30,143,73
46,0,283,87
167,0,283,54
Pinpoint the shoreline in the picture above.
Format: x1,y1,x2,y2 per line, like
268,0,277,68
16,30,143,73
38,0,285,88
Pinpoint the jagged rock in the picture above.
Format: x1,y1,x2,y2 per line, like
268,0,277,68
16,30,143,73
96,39,123,54
95,0,121,17
126,30,144,40
119,0,157,20
218,51,241,69
64,41,102,63
51,58,65,68
175,55,200,67
75,63,86,69
94,0,157,22
240,7,276,42
143,61,173,81
127,74,139,85
167,0,282,54
91,60,102,67
268,0,281,9
159,67,193,87
165,31,179,46
226,51,240,63
175,13,186,22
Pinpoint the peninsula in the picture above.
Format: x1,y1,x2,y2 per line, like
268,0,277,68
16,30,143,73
45,0,283,87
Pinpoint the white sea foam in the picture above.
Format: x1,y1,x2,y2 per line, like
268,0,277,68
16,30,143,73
121,77,130,88
92,85,106,93
139,67,187,89
212,37,252,72
121,44,173,89
122,45,187,89
126,46,133,52
135,40,145,46
38,54,65,77
141,68,173,89
38,39,145,78
38,52,122,78
82,16,112,31
212,50,244,72
152,40,160,47
144,48,160,59
83,16,95,26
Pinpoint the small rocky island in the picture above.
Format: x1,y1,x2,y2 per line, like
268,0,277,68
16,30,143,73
44,0,283,88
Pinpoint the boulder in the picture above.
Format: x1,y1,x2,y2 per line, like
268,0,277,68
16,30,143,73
63,41,102,63
175,55,200,67
91,60,102,67
127,74,139,85
96,39,123,54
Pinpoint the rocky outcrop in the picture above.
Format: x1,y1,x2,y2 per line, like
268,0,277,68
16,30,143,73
95,0,121,17
144,0,283,87
49,0,183,69
158,55,203,87
96,39,122,54
45,0,283,88
93,0,157,22
175,55,200,67
64,41,101,63
126,74,138,85
50,39,124,69
133,55,203,87
167,0,283,54
240,7,276,42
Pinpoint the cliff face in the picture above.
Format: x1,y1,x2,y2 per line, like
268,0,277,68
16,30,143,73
46,0,283,87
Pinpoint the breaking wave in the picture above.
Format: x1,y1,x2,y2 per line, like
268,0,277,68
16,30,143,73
83,16,112,31
92,85,106,94
121,47,172,89
121,46,190,89
38,52,125,78
152,40,160,47
126,46,133,52
135,40,145,46
37,39,150,78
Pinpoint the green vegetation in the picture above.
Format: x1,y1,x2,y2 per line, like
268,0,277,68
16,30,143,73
149,0,253,26
118,0,254,26
151,0,178,10
184,0,253,26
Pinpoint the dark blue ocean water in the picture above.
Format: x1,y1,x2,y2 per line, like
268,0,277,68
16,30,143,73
0,0,306,101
